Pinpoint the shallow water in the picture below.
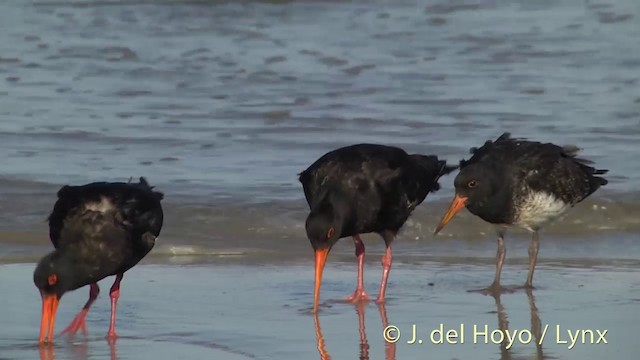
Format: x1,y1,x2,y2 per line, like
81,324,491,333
1,260,638,360
0,0,639,257
0,0,639,359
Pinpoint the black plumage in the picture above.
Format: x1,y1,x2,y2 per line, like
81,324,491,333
34,177,164,344
299,143,456,311
459,133,607,221
435,133,608,293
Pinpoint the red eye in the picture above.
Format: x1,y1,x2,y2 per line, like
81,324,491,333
48,274,57,286
327,227,334,238
468,180,478,188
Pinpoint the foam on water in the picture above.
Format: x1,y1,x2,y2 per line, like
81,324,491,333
0,0,639,260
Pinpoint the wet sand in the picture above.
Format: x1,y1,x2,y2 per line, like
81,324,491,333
0,0,638,358
1,249,637,360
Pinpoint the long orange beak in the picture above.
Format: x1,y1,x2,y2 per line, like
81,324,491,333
313,248,330,313
434,194,468,235
39,293,59,344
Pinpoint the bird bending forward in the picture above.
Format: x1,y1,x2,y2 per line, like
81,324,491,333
299,143,456,311
34,177,164,344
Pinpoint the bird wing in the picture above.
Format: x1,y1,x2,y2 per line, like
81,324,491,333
463,133,608,204
460,132,522,169
518,144,608,204
48,177,164,249
298,144,405,210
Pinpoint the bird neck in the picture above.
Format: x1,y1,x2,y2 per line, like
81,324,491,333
314,196,349,235
468,184,514,224
52,250,103,291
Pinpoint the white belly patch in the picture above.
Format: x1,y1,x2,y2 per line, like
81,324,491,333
515,191,570,231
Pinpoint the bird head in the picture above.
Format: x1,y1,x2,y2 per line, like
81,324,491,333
435,163,501,234
33,252,80,344
305,206,342,312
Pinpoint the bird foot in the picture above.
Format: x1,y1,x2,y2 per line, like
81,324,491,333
515,283,536,291
375,296,386,304
468,283,515,296
346,290,371,303
61,311,89,337
106,331,119,341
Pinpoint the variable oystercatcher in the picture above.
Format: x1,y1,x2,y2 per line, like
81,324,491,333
434,133,607,293
299,144,455,311
34,177,164,344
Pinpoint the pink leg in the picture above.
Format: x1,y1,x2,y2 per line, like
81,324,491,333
107,274,123,339
61,283,99,337
376,246,392,303
346,235,370,303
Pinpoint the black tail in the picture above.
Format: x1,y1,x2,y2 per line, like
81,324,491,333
437,161,458,178
411,155,458,175
410,154,458,191
135,177,164,200
297,170,307,183
584,167,608,197
592,168,608,186
562,146,609,192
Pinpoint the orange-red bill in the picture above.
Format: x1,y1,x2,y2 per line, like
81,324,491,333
434,194,468,235
313,248,330,313
39,293,59,344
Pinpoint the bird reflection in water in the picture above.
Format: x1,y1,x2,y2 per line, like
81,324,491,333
38,344,54,360
377,302,396,360
492,289,546,360
314,303,396,360
38,338,119,360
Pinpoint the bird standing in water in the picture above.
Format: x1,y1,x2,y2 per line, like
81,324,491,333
299,144,456,311
435,133,607,293
34,177,164,344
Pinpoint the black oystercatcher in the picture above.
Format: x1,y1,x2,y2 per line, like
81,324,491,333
299,144,455,311
34,177,164,344
434,133,607,293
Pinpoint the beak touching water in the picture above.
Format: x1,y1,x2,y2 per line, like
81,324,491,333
313,248,330,313
434,194,468,235
39,292,60,344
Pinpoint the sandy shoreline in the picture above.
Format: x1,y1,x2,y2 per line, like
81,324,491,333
1,259,637,360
